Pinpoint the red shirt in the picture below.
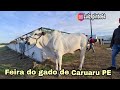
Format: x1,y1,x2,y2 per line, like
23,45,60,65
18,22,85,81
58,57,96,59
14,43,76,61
89,38,94,43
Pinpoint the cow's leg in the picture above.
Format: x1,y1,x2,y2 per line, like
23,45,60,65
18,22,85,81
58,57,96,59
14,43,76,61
55,53,62,76
58,55,62,71
33,61,37,68
55,59,58,71
79,47,86,70
58,55,62,77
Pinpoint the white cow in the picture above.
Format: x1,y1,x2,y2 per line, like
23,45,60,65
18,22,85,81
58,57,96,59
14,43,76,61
27,30,88,71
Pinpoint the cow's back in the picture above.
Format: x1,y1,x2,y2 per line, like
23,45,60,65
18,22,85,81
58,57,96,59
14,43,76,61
60,33,87,54
45,31,87,56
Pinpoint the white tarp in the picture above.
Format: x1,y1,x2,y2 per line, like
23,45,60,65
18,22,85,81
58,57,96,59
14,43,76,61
7,44,42,62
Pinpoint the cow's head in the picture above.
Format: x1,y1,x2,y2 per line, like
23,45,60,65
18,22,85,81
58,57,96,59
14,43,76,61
26,30,47,62
26,30,59,63
26,30,46,47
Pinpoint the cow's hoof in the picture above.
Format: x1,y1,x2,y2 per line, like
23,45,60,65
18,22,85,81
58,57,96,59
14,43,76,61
33,65,36,69
78,67,82,70
56,73,61,77
32,62,39,69
54,72,61,77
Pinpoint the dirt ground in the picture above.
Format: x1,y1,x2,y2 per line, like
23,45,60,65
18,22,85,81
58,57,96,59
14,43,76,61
0,43,120,79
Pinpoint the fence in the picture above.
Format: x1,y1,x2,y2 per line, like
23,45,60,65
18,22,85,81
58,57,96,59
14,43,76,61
103,40,111,44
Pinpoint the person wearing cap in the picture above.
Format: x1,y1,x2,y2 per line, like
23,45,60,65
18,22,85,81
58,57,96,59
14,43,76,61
107,25,120,70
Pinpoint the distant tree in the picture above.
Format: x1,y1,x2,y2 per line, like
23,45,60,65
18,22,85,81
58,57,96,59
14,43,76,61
0,43,8,45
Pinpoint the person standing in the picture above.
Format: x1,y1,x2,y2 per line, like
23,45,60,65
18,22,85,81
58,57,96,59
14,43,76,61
107,25,120,70
87,37,95,52
19,37,26,59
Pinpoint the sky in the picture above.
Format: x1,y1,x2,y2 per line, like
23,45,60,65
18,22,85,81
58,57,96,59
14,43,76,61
0,11,120,43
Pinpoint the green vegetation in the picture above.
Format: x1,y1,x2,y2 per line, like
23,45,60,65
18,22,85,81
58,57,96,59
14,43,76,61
0,45,10,52
0,43,8,45
0,64,13,74
63,52,80,62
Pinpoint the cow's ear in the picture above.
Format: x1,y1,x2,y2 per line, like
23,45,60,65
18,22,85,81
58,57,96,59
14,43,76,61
37,32,46,36
41,32,46,36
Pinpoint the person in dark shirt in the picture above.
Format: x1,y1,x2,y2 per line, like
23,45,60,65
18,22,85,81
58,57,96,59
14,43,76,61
87,37,95,52
107,25,120,70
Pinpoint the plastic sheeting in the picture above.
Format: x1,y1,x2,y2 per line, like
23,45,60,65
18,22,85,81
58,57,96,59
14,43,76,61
7,43,42,62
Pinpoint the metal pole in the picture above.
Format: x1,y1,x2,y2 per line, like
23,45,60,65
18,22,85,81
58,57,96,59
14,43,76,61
90,11,93,38
89,11,93,51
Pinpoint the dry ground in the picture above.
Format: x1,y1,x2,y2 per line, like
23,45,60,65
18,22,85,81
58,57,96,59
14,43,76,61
0,43,120,79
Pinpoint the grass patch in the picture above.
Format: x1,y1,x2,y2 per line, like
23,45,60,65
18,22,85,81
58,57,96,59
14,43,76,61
63,51,80,62
35,65,52,70
0,45,10,52
0,64,23,75
0,43,120,79
0,64,13,74
0,69,5,74
63,54,75,62
102,44,110,49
